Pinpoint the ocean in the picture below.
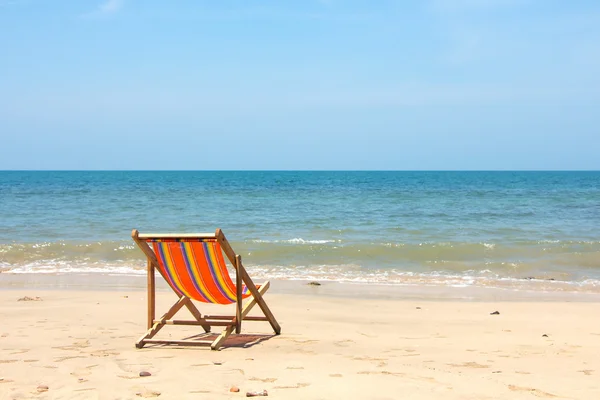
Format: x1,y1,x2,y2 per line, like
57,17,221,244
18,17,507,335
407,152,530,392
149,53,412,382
1,171,599,293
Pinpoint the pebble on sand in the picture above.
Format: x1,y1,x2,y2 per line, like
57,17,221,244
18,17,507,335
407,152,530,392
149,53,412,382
37,385,49,392
139,371,152,377
307,281,321,286
230,386,240,393
490,311,500,315
246,390,268,397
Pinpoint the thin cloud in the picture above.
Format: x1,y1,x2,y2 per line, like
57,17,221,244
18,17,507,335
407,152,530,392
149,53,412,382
81,0,124,17
99,0,123,14
0,0,28,7
429,0,528,13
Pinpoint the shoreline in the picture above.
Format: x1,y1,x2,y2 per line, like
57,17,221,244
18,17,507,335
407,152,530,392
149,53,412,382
2,272,600,302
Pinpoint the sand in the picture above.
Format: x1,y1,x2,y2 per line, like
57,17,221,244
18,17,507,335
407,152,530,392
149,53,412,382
1,281,599,399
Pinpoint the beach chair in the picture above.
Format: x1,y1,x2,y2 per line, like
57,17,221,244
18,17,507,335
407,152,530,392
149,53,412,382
131,229,280,350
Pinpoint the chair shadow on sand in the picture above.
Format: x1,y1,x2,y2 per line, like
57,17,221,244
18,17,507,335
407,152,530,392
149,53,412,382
145,333,277,350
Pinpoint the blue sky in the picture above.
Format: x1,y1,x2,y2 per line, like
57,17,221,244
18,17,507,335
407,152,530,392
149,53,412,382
1,0,599,170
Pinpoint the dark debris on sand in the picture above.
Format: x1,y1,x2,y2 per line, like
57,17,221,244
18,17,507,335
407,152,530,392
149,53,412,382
18,296,43,302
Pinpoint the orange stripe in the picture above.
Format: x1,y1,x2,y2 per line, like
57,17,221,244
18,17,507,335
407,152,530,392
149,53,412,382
212,242,252,300
162,243,195,299
182,242,217,303
168,242,204,300
153,242,185,296
206,242,236,301
190,242,231,304
213,242,241,297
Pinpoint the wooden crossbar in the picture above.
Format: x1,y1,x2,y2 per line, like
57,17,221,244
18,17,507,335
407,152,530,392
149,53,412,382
155,320,233,326
204,315,269,321
137,233,216,240
132,228,280,350
143,339,214,346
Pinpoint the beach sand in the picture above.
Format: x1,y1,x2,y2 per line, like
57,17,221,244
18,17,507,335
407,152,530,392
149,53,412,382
1,280,599,399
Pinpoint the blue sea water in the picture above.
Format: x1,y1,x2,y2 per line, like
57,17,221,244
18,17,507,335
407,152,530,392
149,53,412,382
1,171,599,292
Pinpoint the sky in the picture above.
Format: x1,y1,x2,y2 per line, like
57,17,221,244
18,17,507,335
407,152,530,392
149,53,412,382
1,0,599,170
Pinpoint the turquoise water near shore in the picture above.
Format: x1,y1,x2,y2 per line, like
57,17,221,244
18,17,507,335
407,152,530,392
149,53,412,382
1,171,599,292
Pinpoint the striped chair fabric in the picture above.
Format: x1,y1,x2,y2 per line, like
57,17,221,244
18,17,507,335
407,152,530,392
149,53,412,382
147,238,251,304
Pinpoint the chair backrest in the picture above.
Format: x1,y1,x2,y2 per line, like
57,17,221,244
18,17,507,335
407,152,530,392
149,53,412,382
144,237,249,304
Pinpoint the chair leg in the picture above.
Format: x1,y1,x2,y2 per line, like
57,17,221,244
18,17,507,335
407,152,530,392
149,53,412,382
209,282,276,350
211,325,235,350
135,295,190,348
241,276,281,335
136,321,163,349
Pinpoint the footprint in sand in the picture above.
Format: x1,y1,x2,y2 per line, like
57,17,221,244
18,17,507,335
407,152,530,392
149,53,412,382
249,377,277,383
358,332,376,338
135,389,161,398
578,370,594,376
358,370,405,377
296,348,317,355
54,355,87,362
273,383,310,389
291,339,318,344
508,384,558,398
118,375,142,380
448,362,490,369
351,356,389,367
334,339,355,347
352,356,387,362
53,340,91,351
70,368,93,379
88,349,120,357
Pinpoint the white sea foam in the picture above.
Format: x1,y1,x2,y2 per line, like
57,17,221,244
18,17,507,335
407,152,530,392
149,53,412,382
6,261,144,276
251,238,338,244
4,260,600,293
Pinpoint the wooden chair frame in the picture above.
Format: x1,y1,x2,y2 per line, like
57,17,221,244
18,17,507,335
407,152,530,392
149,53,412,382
132,228,281,350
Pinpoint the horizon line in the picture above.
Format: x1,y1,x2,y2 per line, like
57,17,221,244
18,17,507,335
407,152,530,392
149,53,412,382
1,169,599,173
